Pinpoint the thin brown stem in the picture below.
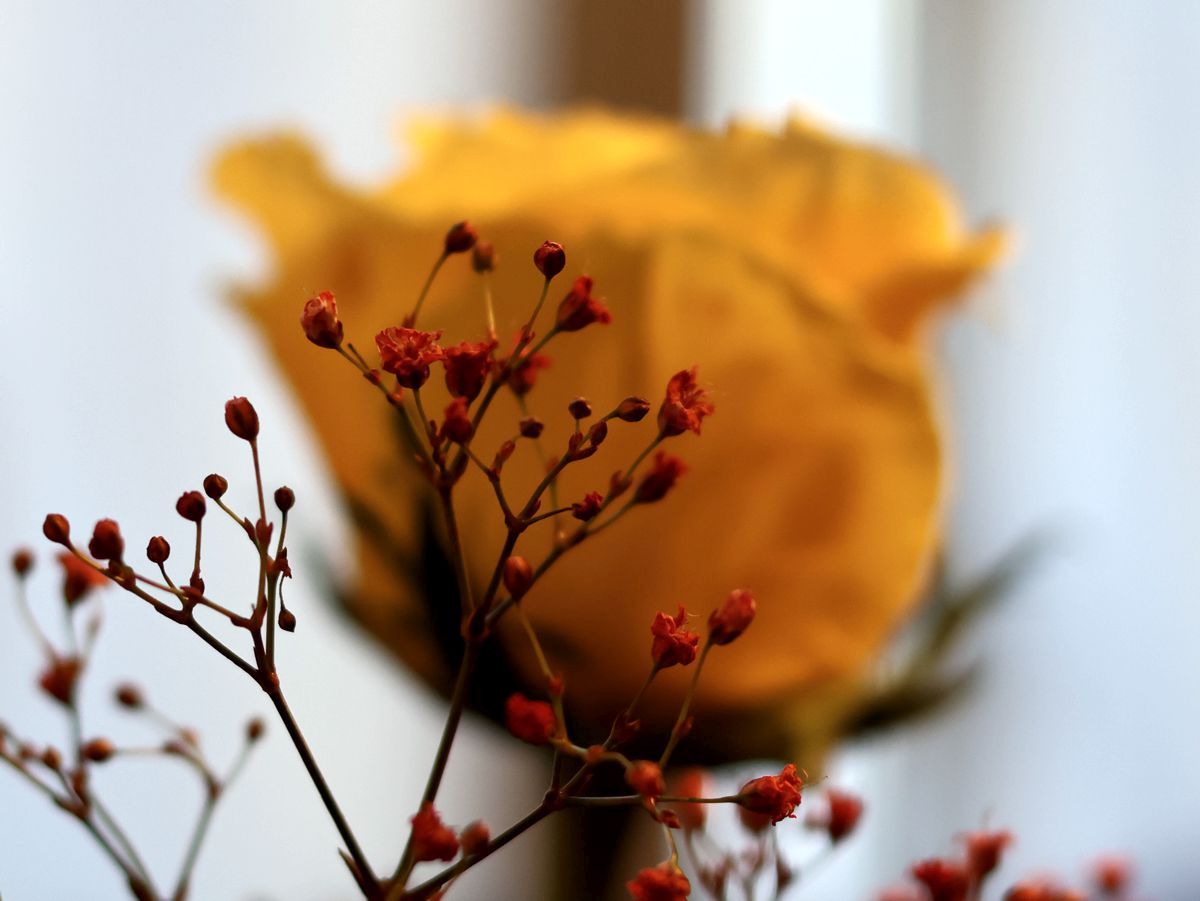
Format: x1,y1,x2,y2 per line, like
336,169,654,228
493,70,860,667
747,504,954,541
658,641,712,768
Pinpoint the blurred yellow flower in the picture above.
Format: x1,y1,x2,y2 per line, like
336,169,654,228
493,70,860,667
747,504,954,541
212,108,1002,757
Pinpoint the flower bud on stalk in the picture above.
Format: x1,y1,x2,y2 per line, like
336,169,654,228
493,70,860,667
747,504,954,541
114,683,143,709
300,291,343,349
175,492,207,522
224,397,260,442
81,738,115,763
203,473,228,499
471,241,497,273
273,486,295,512
533,240,566,278
502,556,534,598
146,536,170,564
11,548,34,577
42,514,71,546
614,396,651,422
443,220,477,254
87,519,124,562
708,589,756,645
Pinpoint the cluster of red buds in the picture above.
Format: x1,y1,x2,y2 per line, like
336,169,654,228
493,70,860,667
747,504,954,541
879,830,1135,901
3,548,263,901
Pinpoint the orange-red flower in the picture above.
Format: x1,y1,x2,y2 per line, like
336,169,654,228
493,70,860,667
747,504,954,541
375,327,445,389
504,692,556,745
301,290,343,348
625,760,665,800
442,339,495,401
410,803,459,862
657,367,713,438
737,763,803,824
38,654,82,705
650,606,699,669
707,588,756,646
910,858,969,901
555,275,611,332
824,788,864,842
439,397,474,445
668,769,709,832
58,553,107,606
633,452,686,505
627,862,691,901
963,829,1012,881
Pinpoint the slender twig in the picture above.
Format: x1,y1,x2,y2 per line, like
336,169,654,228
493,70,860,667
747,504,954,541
658,641,713,768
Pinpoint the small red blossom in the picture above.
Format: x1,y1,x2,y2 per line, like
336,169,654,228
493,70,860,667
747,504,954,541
658,367,714,437
12,548,34,577
910,858,970,901
42,513,71,546
708,588,756,645
443,339,496,401
571,491,603,521
738,763,804,825
626,761,665,800
82,738,115,763
459,821,490,857
634,452,687,504
505,344,552,396
146,536,170,564
556,276,612,332
504,693,556,745
38,655,82,705
669,769,709,832
375,327,445,389
627,862,691,901
443,220,477,254
439,397,475,445
176,491,207,522
410,803,459,862
963,829,1013,882
824,789,864,843
534,240,566,278
87,519,124,561
301,291,343,348
1091,855,1132,894
502,556,534,598
650,606,700,669
58,553,107,606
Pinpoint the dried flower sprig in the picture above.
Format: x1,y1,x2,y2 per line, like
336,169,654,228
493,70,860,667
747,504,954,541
3,549,263,901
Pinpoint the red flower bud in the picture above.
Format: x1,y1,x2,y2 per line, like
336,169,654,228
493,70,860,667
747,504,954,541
146,536,170,564
42,513,71,546
40,746,62,770
625,760,665,800
533,240,566,278
823,789,864,843
86,518,123,561
274,486,295,512
571,491,603,522
555,275,611,332
38,655,81,705
910,858,970,901
961,829,1012,882
669,769,710,832
471,241,497,273
58,554,107,606
114,683,143,709
459,820,490,857
614,396,651,422
300,290,343,348
175,491,207,522
568,397,592,419
658,367,714,437
82,738,115,763
634,452,687,504
627,863,690,901
411,803,460,862
439,397,475,445
650,606,700,669
11,548,33,578
444,220,478,254
443,339,496,401
737,763,804,825
278,608,297,632
519,416,544,439
502,555,534,598
493,440,517,471
504,693,556,745
246,718,266,742
224,396,260,441
1092,855,1132,894
708,589,756,645
203,473,228,499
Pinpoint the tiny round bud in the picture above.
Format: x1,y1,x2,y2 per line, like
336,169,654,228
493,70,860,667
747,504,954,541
708,589,756,646
460,821,490,856
568,397,592,420
202,474,228,500
615,396,651,423
502,555,534,599
114,683,143,709
224,396,260,442
42,514,71,546
273,486,295,512
626,760,665,800
246,718,265,742
533,241,566,278
146,536,170,565
11,548,33,578
443,220,478,254
587,420,608,447
300,290,344,349
87,519,124,561
471,241,497,273
40,746,62,770
82,738,115,763
278,608,297,632
175,491,207,523
518,416,544,439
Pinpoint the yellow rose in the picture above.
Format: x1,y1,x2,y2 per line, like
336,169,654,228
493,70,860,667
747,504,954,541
212,108,1002,760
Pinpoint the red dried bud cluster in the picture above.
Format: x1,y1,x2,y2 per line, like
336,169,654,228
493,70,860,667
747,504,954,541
502,556,534,598
274,486,295,512
224,397,260,442
11,548,34,577
443,339,495,401
823,788,865,843
658,367,715,437
650,606,700,669
146,536,170,564
963,829,1012,882
300,290,344,349
443,220,478,254
439,398,475,445
38,655,82,705
42,514,71,546
459,820,490,857
203,473,228,499
708,588,756,645
669,769,709,832
738,763,803,825
634,453,687,504
114,683,143,709
176,491,207,522
410,803,460,862
82,738,115,763
533,240,566,278
568,397,592,419
375,327,445,389
59,554,107,606
87,518,123,561
615,396,651,423
571,491,603,522
910,858,970,901
555,276,612,333
471,242,497,273
626,863,691,901
504,692,556,745
625,760,665,800
519,416,544,439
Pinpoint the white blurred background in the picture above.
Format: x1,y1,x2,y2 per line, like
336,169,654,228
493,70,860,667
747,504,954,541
2,1,1199,898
